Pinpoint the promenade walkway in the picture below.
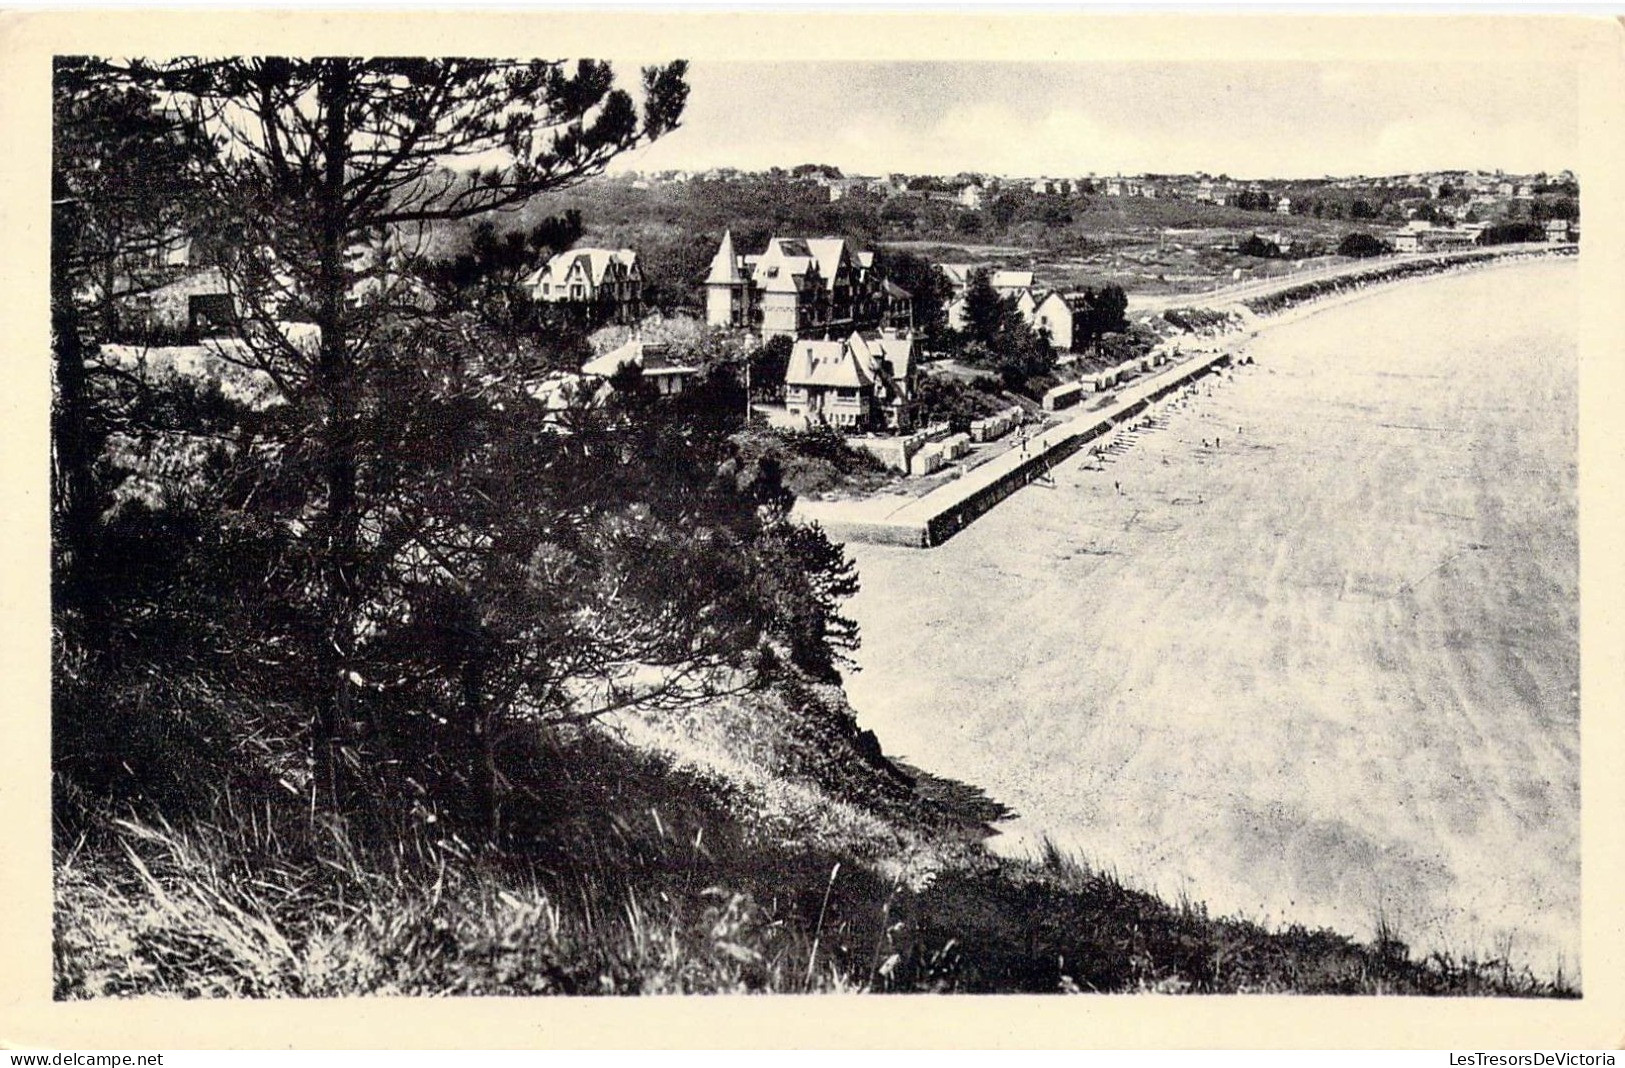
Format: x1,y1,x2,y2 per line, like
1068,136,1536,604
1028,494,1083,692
795,343,1235,547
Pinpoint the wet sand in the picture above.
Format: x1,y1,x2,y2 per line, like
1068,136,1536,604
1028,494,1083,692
844,258,1579,975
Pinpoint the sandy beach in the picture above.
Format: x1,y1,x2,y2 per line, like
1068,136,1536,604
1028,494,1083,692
843,257,1579,976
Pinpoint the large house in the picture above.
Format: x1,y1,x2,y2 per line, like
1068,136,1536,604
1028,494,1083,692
704,231,912,339
526,247,644,324
580,338,698,397
784,329,918,431
1032,291,1075,352
1394,222,1485,254
936,263,974,295
938,265,1075,351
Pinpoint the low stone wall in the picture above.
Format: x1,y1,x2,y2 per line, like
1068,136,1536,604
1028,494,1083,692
849,436,913,472
922,430,1094,545
850,424,943,472
808,516,930,548
908,441,947,477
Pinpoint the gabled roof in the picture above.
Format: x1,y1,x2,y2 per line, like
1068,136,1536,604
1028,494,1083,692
786,339,870,389
848,330,917,387
1034,289,1070,314
713,233,888,297
581,340,698,379
991,269,1035,292
537,247,637,289
779,236,849,292
528,372,591,412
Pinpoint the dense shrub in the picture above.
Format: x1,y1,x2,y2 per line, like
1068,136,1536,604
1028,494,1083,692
1337,232,1389,258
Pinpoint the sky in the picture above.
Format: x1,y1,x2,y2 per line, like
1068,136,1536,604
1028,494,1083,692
609,60,1577,180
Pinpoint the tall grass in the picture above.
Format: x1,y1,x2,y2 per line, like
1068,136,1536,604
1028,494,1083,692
55,803,860,998
53,685,1580,999
54,784,1579,998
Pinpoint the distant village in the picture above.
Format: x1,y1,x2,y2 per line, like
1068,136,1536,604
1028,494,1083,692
109,163,1578,461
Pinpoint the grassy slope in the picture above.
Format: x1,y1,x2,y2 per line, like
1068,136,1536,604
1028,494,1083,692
55,670,1573,997
438,176,1375,305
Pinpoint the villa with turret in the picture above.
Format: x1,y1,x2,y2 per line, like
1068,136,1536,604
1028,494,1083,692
703,230,913,340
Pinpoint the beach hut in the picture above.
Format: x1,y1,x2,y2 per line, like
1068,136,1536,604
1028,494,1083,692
909,442,947,477
1042,381,1086,412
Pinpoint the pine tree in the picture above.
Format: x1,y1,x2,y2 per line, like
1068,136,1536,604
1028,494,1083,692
118,56,691,812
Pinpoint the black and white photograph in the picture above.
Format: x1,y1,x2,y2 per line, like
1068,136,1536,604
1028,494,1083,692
7,6,1624,1051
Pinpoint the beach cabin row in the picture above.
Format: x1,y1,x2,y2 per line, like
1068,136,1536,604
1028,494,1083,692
907,432,973,476
969,406,1024,442
850,423,947,471
1084,348,1177,395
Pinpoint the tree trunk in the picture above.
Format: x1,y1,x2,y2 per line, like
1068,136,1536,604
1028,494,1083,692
461,655,497,841
51,208,105,650
312,58,359,813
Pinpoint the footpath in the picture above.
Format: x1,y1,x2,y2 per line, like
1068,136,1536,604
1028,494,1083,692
794,343,1236,547
794,243,1572,549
